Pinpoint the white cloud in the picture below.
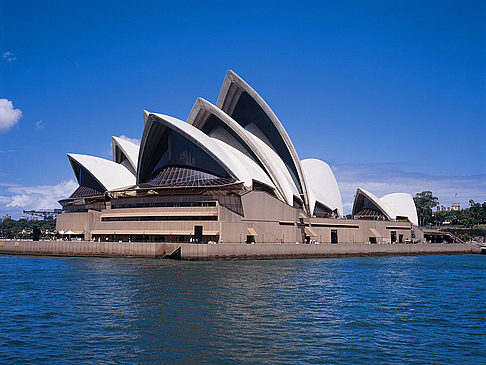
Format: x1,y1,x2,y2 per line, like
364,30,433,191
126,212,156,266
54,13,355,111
2,51,16,62
0,183,21,187
332,163,486,214
118,135,141,146
5,179,77,213
0,196,10,204
34,120,44,130
0,99,22,133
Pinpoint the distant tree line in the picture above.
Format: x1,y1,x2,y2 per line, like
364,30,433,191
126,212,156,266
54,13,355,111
413,191,486,228
0,218,56,239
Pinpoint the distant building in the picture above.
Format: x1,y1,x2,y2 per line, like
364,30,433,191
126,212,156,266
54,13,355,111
1,214,11,222
436,204,460,213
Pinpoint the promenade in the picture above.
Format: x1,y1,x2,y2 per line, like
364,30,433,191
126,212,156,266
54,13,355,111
0,240,481,260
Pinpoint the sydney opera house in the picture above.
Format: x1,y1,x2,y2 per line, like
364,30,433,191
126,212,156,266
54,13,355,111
57,71,421,244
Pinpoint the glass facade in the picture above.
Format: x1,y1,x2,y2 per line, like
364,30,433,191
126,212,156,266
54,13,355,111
148,166,235,187
313,201,333,218
353,194,386,219
228,91,302,194
138,120,232,184
200,114,266,171
101,215,218,222
69,186,103,198
110,194,244,216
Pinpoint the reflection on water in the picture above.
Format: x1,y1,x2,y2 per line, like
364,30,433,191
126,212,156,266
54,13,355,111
0,255,484,363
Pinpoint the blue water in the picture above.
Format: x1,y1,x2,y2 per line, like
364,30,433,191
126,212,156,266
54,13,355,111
0,255,484,364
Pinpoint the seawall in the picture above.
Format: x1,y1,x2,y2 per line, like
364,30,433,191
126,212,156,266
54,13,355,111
0,240,482,260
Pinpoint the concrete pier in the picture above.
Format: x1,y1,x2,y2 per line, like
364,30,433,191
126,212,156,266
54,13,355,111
0,240,481,260
0,240,172,258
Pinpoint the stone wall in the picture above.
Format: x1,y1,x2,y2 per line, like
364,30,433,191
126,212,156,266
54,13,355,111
0,240,479,260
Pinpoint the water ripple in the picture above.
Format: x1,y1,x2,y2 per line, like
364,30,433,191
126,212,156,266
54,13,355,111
0,255,484,363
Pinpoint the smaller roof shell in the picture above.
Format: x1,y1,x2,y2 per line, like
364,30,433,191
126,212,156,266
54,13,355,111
380,193,419,226
352,188,395,221
112,136,139,175
67,153,136,191
353,188,419,225
301,159,343,216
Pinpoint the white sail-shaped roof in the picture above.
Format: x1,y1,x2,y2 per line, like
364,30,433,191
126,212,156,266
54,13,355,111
352,188,395,221
380,193,419,226
216,70,310,211
67,153,136,192
138,112,275,190
245,129,300,205
301,159,343,217
112,136,139,175
187,98,300,205
352,188,419,225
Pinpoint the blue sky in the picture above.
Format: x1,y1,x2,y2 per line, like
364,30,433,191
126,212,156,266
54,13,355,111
1,0,485,217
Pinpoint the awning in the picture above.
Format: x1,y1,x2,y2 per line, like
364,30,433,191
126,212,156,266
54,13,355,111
247,227,258,236
369,228,382,237
305,227,318,237
64,230,83,235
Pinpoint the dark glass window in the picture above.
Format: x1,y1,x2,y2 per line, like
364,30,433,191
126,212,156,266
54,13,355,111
353,193,386,219
148,166,235,187
313,201,333,218
114,146,128,164
101,216,218,222
138,120,231,183
69,186,103,198
228,91,302,194
138,121,170,182
110,194,243,216
201,114,266,171
252,180,276,197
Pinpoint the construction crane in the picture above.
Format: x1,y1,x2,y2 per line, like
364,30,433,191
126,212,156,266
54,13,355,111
22,209,63,220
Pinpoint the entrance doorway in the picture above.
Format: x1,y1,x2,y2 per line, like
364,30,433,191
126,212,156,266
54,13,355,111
331,230,338,244
194,225,203,243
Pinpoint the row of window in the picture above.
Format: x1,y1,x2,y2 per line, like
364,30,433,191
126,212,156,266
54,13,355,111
111,201,217,209
101,215,218,222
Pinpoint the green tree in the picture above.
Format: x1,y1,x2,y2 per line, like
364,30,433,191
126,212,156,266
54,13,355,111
413,191,439,226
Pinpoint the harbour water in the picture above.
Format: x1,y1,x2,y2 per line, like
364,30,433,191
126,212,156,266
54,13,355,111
0,255,484,364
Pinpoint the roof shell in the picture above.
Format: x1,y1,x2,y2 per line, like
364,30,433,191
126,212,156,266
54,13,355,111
380,193,419,226
138,112,275,189
187,98,300,205
112,136,139,175
67,153,136,191
301,159,343,216
352,188,419,225
244,128,300,204
352,188,395,220
216,70,310,211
